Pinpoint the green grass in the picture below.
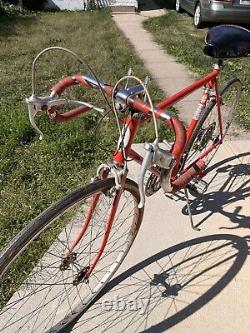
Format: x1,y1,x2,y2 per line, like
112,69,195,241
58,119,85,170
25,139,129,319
144,7,250,129
0,8,173,249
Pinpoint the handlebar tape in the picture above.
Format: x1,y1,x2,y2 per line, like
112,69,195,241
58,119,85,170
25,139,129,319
51,73,93,96
50,74,186,167
132,99,186,162
48,105,91,123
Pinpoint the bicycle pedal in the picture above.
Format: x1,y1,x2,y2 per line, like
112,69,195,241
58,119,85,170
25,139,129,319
187,179,208,195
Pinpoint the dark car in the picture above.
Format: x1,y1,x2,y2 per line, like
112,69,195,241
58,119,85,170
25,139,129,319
175,0,250,28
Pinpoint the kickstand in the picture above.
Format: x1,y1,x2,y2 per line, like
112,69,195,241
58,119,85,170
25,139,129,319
184,187,200,231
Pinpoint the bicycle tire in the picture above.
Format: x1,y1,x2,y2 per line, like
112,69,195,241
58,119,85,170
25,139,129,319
184,78,242,173
0,177,143,333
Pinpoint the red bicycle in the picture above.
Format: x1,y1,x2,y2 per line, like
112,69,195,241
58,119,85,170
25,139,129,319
0,25,249,333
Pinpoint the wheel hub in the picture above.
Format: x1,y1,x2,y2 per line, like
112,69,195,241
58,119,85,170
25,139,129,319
60,252,77,271
73,266,90,285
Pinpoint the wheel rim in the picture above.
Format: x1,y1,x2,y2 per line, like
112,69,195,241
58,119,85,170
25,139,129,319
194,5,201,26
0,181,140,332
176,0,180,11
185,81,241,170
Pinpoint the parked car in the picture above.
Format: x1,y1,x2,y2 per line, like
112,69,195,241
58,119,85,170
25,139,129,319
175,0,250,28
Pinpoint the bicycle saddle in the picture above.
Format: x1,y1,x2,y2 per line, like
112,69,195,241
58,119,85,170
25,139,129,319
203,25,250,58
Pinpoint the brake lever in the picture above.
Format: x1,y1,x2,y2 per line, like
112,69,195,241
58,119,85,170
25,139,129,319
48,99,105,114
26,96,44,140
26,94,105,141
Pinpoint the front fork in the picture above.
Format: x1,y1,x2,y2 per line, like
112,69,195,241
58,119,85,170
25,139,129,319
61,166,127,285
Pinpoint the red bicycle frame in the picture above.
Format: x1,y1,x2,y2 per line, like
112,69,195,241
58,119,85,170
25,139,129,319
113,67,222,180
50,65,223,280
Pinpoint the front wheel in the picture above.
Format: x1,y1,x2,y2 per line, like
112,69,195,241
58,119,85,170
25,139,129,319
0,178,143,333
184,78,242,176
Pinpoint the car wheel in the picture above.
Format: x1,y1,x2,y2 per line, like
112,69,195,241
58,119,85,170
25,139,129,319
193,3,203,28
175,0,183,12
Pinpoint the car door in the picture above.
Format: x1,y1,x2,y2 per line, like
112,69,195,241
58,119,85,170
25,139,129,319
180,0,191,12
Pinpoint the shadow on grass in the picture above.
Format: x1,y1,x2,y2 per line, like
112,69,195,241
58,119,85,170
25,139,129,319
0,8,36,38
61,234,249,332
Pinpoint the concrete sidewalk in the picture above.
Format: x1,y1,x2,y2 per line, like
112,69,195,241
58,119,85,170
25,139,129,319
70,141,250,333
112,1,201,124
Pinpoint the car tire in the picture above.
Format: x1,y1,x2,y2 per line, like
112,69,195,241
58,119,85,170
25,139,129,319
175,0,183,12
193,3,203,28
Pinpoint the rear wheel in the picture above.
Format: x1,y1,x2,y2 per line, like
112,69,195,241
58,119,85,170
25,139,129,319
193,3,203,28
0,178,143,333
184,78,241,188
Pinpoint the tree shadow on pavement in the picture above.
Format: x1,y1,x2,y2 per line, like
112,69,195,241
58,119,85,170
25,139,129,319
61,234,249,332
181,152,250,230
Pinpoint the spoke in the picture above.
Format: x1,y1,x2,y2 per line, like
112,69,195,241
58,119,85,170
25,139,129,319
1,267,60,331
1,264,63,315
0,183,140,332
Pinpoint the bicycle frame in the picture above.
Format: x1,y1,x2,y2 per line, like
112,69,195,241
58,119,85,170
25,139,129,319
54,64,224,281
26,58,225,282
114,66,222,181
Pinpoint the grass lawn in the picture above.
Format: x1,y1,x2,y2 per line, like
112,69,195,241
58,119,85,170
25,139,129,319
144,4,250,129
0,7,172,249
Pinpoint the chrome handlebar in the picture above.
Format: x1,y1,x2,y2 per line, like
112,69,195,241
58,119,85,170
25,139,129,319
26,79,174,208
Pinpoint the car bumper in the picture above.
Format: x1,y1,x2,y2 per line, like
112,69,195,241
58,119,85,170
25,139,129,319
202,3,250,24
